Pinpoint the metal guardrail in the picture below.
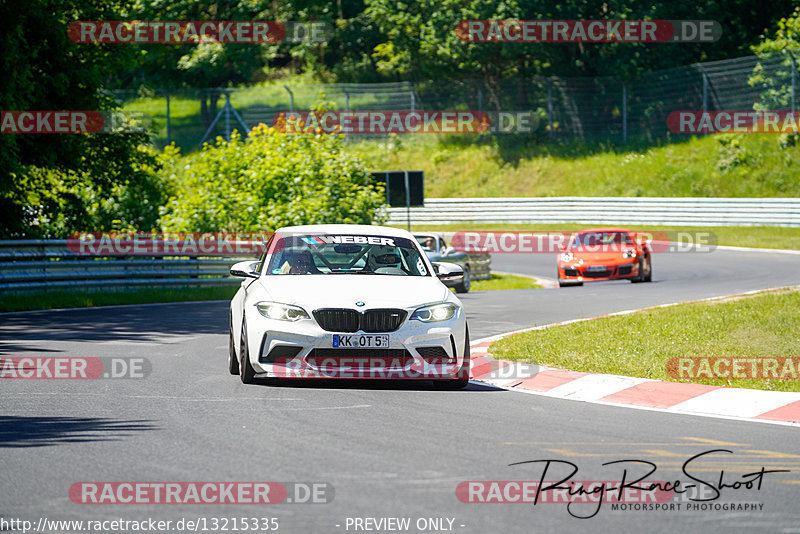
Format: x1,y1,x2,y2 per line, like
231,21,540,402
0,240,493,292
386,197,800,226
0,240,248,292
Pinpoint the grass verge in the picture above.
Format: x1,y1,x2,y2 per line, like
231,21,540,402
355,133,800,198
468,273,541,291
488,287,800,392
0,285,239,313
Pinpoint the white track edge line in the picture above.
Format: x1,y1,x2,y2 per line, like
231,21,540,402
474,378,800,428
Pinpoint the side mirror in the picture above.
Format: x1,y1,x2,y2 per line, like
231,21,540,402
558,243,567,252
432,261,464,281
443,246,456,256
230,260,260,279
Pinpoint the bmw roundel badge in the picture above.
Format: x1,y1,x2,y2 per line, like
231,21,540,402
355,301,365,307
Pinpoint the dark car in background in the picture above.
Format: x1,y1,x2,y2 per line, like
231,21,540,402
414,234,473,293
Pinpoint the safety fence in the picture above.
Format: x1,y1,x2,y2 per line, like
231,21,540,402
386,197,800,226
111,51,798,151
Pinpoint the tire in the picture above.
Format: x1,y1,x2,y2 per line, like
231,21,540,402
228,314,239,375
631,258,645,283
239,316,257,384
454,265,471,293
558,269,583,287
433,326,470,390
644,258,652,282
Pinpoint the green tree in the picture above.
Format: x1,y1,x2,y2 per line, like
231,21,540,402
752,7,800,54
121,1,340,124
0,0,167,237
749,7,800,111
363,0,795,81
160,125,386,232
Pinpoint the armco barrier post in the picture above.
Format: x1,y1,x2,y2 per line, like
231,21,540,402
790,51,797,115
547,82,554,141
165,90,171,145
622,82,628,143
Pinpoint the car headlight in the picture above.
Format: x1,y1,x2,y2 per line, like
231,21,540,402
560,252,574,262
623,248,638,259
256,301,310,321
411,303,458,322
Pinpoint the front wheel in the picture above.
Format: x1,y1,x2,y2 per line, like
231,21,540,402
644,258,652,282
454,266,471,293
558,269,583,287
631,258,645,283
239,316,257,384
228,314,239,375
433,326,470,390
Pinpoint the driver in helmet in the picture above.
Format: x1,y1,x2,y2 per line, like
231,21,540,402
288,250,319,274
366,245,403,273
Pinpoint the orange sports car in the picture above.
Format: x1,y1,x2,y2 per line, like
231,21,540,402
557,227,652,287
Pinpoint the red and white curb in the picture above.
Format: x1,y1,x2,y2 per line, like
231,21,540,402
468,286,800,426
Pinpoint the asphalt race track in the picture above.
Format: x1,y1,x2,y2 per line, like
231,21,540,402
2,246,800,533
470,247,800,338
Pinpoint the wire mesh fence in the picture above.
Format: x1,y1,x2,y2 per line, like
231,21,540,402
110,51,799,151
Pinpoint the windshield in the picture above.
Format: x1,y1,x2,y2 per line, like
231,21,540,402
266,234,430,276
570,231,634,249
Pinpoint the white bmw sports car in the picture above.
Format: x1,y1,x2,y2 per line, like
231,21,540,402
228,224,471,389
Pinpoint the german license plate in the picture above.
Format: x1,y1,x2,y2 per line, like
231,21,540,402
587,265,607,272
332,334,389,348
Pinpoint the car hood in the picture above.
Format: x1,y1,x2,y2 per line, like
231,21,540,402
255,274,452,310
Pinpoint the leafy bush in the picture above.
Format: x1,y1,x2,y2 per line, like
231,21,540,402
159,125,386,232
8,140,168,238
715,134,749,173
749,8,800,111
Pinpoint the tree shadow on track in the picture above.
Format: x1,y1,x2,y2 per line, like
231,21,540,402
0,416,158,448
0,342,64,355
0,302,229,345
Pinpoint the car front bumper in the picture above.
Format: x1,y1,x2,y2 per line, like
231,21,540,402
244,307,467,380
558,262,639,281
